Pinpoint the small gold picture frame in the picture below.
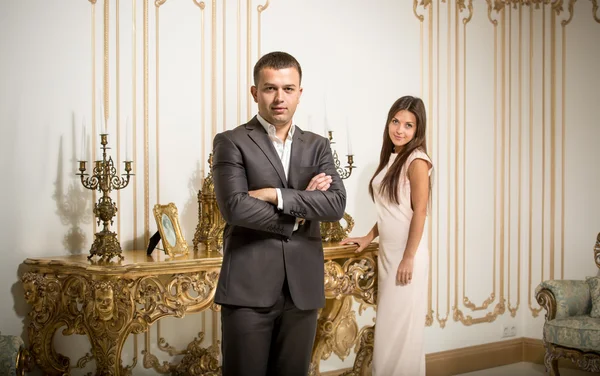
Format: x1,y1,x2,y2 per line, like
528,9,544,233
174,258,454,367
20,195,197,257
153,203,189,257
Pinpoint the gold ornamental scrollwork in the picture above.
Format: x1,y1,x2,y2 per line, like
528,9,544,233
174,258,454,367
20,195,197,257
193,154,226,253
257,0,270,12
157,336,187,356
338,326,375,376
413,0,425,21
172,333,221,376
462,0,474,24
560,0,576,25
486,0,502,25
192,0,206,9
22,265,220,375
323,255,377,306
310,297,360,375
142,332,221,375
22,272,68,374
320,213,355,243
453,298,505,325
463,293,496,311
23,272,144,375
135,270,220,323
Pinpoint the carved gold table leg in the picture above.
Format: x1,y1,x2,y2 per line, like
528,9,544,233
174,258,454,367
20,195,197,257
339,325,374,376
83,279,147,375
23,273,147,375
86,330,134,376
309,252,377,376
310,296,359,375
23,273,71,375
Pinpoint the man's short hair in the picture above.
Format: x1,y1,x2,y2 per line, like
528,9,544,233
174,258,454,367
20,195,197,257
253,51,302,86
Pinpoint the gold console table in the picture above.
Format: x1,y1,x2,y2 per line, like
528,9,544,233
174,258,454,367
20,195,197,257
22,243,377,376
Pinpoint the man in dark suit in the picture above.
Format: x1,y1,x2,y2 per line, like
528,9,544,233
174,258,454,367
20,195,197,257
212,51,346,376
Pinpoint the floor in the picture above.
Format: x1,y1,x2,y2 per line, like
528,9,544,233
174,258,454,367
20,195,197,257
454,362,598,376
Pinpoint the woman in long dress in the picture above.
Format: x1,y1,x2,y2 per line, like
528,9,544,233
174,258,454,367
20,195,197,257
341,96,432,376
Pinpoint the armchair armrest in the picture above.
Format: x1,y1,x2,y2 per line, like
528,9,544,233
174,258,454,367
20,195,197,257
535,280,592,321
0,333,26,376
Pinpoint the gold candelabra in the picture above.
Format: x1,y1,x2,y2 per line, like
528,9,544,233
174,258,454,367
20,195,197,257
77,134,134,261
321,130,356,243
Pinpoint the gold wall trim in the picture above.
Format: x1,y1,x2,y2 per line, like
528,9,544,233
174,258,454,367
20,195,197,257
453,0,460,324
144,0,149,247
437,0,452,329
193,0,206,169
508,2,523,318
414,0,433,327
413,0,425,21
507,3,513,317
550,2,556,282
223,0,227,134
212,0,217,139
132,0,138,251
90,1,97,235
427,1,434,327
560,0,575,277
257,0,270,58
542,3,547,283
132,0,139,359
528,3,542,317
246,0,252,120
154,0,167,349
499,5,506,317
436,1,452,328
435,0,441,328
460,0,496,319
155,2,165,204
117,0,122,237
237,0,241,125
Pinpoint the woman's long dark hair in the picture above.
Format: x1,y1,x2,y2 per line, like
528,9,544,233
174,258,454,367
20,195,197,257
368,96,429,205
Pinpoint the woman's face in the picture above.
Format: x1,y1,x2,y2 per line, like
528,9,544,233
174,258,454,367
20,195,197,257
388,110,417,152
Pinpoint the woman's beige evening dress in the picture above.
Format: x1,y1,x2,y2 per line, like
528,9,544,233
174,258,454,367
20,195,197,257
371,149,432,376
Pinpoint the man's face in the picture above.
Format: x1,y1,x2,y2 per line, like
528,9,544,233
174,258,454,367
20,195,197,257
251,67,302,128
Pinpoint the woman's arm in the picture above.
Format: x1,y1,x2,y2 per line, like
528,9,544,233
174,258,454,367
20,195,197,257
397,158,431,284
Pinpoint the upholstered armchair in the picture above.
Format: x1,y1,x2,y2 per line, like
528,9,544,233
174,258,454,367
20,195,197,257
535,233,600,375
0,333,28,376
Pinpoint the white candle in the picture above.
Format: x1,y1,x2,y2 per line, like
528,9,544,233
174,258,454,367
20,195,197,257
99,90,107,135
125,116,130,161
81,117,86,161
346,117,353,155
99,91,104,134
324,100,331,135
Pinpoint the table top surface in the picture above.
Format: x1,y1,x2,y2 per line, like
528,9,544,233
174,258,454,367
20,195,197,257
23,242,377,275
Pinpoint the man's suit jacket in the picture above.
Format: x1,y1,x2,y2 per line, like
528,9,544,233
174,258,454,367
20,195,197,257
212,116,347,310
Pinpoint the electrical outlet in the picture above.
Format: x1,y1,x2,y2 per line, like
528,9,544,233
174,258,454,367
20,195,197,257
502,325,517,338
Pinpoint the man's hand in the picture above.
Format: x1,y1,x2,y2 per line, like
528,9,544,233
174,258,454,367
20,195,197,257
305,173,332,192
248,188,278,205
